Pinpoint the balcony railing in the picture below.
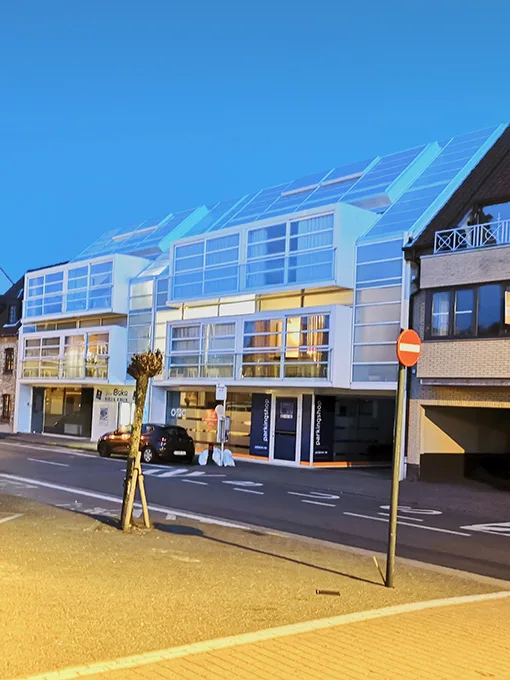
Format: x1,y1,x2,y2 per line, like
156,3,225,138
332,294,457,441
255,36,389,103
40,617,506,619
21,359,109,380
160,350,332,382
434,220,510,253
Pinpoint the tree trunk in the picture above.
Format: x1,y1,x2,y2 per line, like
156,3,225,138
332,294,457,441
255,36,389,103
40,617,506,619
121,373,149,531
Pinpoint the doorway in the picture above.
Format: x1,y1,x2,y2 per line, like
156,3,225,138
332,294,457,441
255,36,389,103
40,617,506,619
273,396,298,463
31,387,45,434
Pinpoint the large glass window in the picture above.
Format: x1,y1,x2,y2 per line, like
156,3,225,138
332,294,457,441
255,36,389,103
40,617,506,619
167,322,235,379
426,283,508,339
22,333,109,379
25,261,113,317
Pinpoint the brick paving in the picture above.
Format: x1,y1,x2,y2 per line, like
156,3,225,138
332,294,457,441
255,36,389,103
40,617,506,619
81,597,510,680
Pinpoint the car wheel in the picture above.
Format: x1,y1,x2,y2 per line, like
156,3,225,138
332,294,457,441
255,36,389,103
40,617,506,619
141,446,156,464
185,452,195,465
98,441,111,458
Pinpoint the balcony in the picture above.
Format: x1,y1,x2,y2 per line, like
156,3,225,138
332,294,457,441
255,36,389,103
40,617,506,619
434,220,510,253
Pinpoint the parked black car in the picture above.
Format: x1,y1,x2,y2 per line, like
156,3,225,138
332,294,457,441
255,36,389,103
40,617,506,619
97,424,195,464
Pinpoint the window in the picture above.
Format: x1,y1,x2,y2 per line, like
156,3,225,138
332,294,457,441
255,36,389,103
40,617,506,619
1,394,12,422
22,333,109,379
426,283,508,339
167,322,235,379
477,284,503,337
431,291,451,337
454,289,474,337
3,348,14,374
25,261,113,317
8,305,17,324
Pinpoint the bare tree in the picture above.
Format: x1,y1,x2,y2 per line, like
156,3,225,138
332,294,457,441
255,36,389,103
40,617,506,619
120,349,163,532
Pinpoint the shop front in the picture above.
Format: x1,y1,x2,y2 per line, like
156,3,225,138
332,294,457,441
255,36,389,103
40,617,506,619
160,388,393,467
27,384,134,441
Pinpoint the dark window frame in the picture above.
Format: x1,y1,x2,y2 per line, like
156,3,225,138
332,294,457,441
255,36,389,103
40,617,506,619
1,394,12,421
425,281,509,340
3,348,14,374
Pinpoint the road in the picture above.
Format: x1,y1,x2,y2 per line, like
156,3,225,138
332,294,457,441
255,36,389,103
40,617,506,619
1,438,509,580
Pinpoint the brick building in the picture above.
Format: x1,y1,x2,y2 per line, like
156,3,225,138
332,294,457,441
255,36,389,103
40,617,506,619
405,126,510,485
0,277,23,432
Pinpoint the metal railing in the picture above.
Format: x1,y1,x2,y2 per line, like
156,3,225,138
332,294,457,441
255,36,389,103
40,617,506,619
434,220,510,253
159,350,331,382
21,359,109,380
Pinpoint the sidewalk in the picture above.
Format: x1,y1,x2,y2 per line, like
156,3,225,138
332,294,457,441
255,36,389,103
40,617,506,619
36,593,510,680
1,492,508,680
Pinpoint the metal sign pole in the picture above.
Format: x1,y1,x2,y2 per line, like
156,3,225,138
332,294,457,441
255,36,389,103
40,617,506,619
385,361,407,588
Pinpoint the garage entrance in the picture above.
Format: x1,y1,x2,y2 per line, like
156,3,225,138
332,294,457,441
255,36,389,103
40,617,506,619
420,406,510,488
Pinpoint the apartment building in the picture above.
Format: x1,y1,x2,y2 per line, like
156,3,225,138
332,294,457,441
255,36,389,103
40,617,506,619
14,124,509,467
405,126,510,484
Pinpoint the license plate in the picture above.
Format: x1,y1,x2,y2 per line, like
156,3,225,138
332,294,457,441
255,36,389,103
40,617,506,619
174,450,187,456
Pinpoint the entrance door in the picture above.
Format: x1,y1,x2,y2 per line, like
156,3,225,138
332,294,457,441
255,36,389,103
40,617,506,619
31,387,45,433
273,397,298,463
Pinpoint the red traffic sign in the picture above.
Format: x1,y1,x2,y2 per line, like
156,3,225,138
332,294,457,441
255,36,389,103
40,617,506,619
396,329,421,367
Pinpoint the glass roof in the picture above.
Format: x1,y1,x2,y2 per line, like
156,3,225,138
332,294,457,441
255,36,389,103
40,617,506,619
72,125,506,262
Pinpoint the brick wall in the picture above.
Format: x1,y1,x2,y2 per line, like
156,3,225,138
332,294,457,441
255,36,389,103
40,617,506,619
417,339,510,380
0,337,17,432
421,246,510,289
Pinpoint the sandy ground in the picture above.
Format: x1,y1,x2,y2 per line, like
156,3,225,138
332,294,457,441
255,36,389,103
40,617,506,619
0,493,502,679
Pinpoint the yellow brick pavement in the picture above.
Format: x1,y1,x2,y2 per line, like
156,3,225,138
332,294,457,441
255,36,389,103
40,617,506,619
80,596,510,680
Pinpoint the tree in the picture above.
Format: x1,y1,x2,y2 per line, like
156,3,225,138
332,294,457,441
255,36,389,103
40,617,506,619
120,349,163,532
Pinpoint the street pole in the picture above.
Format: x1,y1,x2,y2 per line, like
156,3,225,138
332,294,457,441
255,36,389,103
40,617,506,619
385,361,407,588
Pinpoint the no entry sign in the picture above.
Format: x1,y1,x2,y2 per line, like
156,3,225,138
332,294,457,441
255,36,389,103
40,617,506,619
396,329,421,367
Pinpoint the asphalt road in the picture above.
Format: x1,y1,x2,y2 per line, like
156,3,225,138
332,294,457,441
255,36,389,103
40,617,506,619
1,438,510,580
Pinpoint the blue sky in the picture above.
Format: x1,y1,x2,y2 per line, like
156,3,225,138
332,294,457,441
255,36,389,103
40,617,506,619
1,0,509,288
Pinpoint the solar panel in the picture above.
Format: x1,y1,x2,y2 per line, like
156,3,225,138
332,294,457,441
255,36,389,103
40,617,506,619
359,127,503,241
343,147,426,203
282,171,331,194
223,183,293,227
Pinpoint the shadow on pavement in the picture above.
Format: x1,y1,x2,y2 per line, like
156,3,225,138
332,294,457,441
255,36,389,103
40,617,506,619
155,521,382,587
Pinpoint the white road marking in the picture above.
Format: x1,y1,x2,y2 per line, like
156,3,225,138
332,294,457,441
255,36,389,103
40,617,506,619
223,480,263,487
233,488,264,495
288,491,340,500
460,522,510,537
379,504,442,516
28,458,69,467
378,512,424,522
0,441,99,459
344,512,471,536
0,473,247,529
302,500,336,507
0,513,23,525
16,592,510,680
181,479,208,486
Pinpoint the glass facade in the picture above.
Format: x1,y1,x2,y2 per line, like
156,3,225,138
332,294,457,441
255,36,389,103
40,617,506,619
22,333,109,379
171,213,335,300
25,261,113,318
164,312,331,381
352,238,403,383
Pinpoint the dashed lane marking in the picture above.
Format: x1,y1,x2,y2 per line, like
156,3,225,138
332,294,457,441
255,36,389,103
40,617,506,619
302,500,336,507
233,488,264,495
27,458,69,467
